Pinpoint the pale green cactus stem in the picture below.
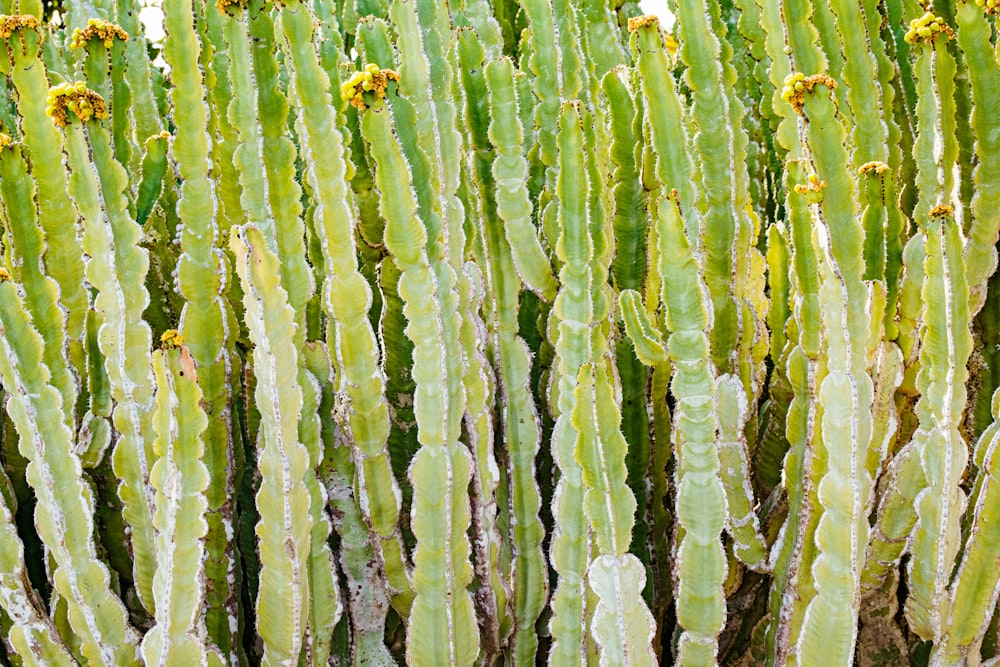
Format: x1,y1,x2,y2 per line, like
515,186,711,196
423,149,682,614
56,87,160,617
484,56,557,301
360,96,479,667
908,11,958,226
470,53,550,665
1,22,86,427
0,280,140,666
779,0,826,77
934,389,1000,665
905,210,973,642
764,161,822,667
755,0,798,155
140,343,225,667
787,73,874,667
546,101,599,667
827,0,886,168
631,16,698,236
0,471,76,667
955,2,1000,315
231,225,314,666
161,0,241,655
0,140,79,444
281,8,412,620
303,343,395,667
654,191,726,667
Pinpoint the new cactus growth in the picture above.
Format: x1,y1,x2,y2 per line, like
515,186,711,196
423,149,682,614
1,0,1000,665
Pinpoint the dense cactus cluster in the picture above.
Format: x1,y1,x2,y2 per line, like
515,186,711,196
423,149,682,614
0,0,999,665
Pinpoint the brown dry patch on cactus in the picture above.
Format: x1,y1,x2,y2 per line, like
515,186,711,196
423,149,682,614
46,82,108,127
781,73,838,115
70,18,128,49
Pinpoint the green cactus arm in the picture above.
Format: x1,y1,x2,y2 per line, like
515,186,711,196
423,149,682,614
911,35,958,223
580,362,658,661
675,0,741,373
140,347,223,666
461,42,548,664
458,262,510,658
135,132,169,226
755,0,797,154
715,374,767,569
780,0,825,75
63,119,158,616
222,9,273,236
547,101,596,667
936,390,1000,664
4,27,88,408
247,3,314,324
618,289,666,366
297,368,341,667
162,0,241,652
765,223,789,366
520,0,563,174
896,233,927,393
303,343,396,666
795,230,876,666
652,192,726,665
574,362,636,558
577,0,625,86
905,213,973,641
484,56,558,301
827,0,886,165
276,1,412,614
0,142,76,428
199,3,244,241
0,474,77,667
603,67,647,292
0,282,140,666
361,103,478,667
763,164,822,666
866,343,905,481
631,17,697,230
588,555,657,667
231,225,313,665
956,2,1000,313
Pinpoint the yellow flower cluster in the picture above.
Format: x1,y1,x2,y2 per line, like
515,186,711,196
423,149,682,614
930,204,954,218
70,18,128,49
904,12,953,44
781,72,837,115
793,173,827,202
0,267,9,282
0,14,42,39
215,0,245,14
45,81,108,128
161,329,185,349
0,133,11,150
858,161,890,176
976,0,1000,15
627,15,659,32
341,64,399,110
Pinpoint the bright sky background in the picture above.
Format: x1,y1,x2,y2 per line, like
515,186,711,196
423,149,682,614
138,1,674,47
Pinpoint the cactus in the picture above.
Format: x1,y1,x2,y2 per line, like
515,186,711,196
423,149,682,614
2,1,1000,665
